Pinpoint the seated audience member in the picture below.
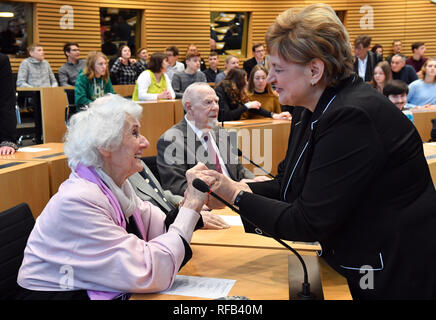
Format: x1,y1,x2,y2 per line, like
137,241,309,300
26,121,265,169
243,43,266,78
157,82,267,196
165,46,185,81
383,80,409,110
369,61,392,93
172,53,207,99
135,47,149,73
17,44,58,87
16,94,207,300
129,160,229,230
406,42,427,77
371,43,383,59
215,68,286,121
385,40,402,64
182,44,206,72
101,31,118,58
391,54,418,85
133,52,175,101
203,51,221,83
353,35,382,82
214,55,239,85
0,53,18,155
75,51,115,106
407,58,436,108
110,45,142,85
243,65,290,120
59,42,86,86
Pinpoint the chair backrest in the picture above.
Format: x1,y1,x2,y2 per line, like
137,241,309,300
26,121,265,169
64,88,75,105
0,203,35,299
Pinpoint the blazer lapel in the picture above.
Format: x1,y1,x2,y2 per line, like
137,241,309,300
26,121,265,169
130,170,172,212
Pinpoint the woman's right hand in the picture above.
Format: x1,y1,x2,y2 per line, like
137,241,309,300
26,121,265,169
202,169,252,208
245,101,261,110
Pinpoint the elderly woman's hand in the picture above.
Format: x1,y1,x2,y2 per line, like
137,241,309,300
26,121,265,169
202,169,252,208
0,146,15,156
200,211,230,229
182,163,213,212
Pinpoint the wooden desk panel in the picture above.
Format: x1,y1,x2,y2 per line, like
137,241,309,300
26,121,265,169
113,84,135,97
423,143,436,187
132,245,351,300
40,87,70,143
1,143,70,196
0,160,50,219
412,109,436,142
174,99,185,124
138,101,177,156
222,119,291,176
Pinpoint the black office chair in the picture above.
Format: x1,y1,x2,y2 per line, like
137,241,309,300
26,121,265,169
64,89,86,124
0,203,35,299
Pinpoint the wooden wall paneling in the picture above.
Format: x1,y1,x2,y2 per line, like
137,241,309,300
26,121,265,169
7,0,436,74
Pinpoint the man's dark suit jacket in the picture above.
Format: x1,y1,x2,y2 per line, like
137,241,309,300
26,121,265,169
353,50,381,82
156,117,254,196
235,75,436,299
0,53,17,143
243,57,263,78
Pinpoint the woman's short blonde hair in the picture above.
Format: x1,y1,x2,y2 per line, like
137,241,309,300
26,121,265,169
265,3,354,87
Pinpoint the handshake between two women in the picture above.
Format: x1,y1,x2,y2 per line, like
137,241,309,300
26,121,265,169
184,162,255,211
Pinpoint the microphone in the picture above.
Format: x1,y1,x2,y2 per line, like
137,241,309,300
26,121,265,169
192,178,314,300
236,148,276,179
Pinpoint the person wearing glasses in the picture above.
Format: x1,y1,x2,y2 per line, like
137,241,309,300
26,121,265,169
243,43,266,78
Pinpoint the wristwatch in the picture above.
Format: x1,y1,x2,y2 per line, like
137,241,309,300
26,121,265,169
233,190,245,207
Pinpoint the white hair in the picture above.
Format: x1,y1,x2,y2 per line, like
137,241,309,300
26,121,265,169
64,94,143,169
182,82,213,111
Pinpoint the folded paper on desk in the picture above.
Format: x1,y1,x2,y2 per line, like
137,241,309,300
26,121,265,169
18,147,51,153
219,215,243,226
161,275,235,299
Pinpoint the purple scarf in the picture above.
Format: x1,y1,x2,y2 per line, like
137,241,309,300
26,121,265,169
75,164,145,300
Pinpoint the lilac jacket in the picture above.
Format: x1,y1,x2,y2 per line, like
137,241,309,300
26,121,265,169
17,171,199,297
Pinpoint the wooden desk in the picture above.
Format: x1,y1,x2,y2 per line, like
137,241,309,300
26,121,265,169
423,143,436,187
192,208,320,252
0,160,50,219
132,245,352,300
138,100,177,157
1,143,70,196
174,99,185,124
412,109,436,142
221,119,291,176
113,84,135,97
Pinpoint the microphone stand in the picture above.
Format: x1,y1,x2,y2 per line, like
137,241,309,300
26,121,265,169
192,179,318,300
237,149,276,179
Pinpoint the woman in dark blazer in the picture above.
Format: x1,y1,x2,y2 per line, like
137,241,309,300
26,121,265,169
201,4,436,299
0,53,18,155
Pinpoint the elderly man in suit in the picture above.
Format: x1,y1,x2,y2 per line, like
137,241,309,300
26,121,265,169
157,82,265,197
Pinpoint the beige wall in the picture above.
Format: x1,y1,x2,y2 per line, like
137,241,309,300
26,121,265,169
8,0,436,73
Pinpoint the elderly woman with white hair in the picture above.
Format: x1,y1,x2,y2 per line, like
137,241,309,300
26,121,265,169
16,94,208,300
